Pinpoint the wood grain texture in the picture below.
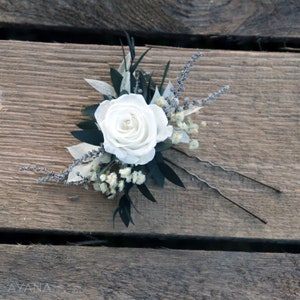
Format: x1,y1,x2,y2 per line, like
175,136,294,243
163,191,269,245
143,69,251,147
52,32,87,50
0,41,299,238
0,0,299,38
0,245,299,299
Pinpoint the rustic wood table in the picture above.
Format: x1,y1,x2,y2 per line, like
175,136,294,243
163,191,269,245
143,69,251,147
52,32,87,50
0,1,299,299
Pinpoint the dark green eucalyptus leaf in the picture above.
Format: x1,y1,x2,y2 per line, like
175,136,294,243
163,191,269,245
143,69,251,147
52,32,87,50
110,68,123,96
71,129,103,146
76,120,98,130
82,104,99,119
125,32,135,63
159,60,170,94
139,72,149,101
137,184,157,202
124,182,133,193
143,72,157,89
155,151,164,163
155,142,173,152
118,193,134,227
146,73,154,104
158,162,185,188
130,73,136,93
146,156,165,187
131,48,151,73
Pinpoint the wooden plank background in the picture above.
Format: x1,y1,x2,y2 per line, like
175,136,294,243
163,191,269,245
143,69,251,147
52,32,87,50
0,41,299,238
0,0,299,38
0,245,299,299
0,1,299,298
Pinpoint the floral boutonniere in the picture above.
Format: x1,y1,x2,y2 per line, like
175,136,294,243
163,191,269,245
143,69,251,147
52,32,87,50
21,34,280,227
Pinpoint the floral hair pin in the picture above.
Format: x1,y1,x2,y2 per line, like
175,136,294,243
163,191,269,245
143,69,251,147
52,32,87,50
21,34,280,227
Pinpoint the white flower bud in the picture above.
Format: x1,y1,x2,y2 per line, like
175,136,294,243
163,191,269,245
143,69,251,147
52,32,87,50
131,170,146,185
99,174,107,181
108,188,117,199
119,167,132,178
106,172,118,189
119,167,132,183
170,111,184,122
92,182,101,191
118,180,125,192
100,182,109,193
176,111,185,122
200,121,207,127
188,124,199,134
90,171,98,182
155,96,167,107
172,132,183,144
94,182,109,194
189,139,199,150
177,121,188,131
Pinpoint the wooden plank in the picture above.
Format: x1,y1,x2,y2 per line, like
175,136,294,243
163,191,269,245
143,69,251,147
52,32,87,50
0,0,299,38
0,41,299,238
0,245,299,299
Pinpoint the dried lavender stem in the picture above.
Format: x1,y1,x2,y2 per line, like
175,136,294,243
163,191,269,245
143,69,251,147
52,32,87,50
19,147,104,185
175,51,203,97
201,85,230,105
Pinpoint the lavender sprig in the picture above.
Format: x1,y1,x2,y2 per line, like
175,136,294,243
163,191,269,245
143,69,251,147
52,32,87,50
175,51,203,97
20,147,105,185
201,85,230,105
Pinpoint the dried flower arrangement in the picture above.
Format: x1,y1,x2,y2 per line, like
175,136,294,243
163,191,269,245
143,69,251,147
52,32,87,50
21,34,280,227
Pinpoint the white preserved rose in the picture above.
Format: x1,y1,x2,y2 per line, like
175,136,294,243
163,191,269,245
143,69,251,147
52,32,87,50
95,94,173,165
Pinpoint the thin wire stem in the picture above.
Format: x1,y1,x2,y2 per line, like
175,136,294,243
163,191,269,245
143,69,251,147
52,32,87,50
172,147,281,193
164,157,267,224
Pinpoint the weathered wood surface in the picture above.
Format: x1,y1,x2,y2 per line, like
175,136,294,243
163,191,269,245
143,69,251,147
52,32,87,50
0,41,299,238
0,0,299,38
0,245,299,299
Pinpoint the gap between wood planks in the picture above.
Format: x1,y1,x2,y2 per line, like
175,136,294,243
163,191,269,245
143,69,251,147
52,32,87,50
1,229,300,253
1,26,300,52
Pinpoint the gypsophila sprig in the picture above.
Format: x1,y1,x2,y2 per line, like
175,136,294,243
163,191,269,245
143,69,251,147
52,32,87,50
21,34,281,227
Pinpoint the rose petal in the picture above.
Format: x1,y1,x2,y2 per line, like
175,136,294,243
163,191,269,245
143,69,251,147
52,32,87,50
149,104,173,142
